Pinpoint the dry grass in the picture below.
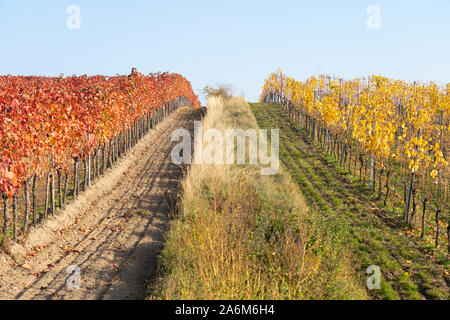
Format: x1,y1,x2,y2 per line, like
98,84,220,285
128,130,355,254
202,84,233,100
151,97,367,300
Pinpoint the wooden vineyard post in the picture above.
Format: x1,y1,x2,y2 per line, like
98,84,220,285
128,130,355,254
128,127,131,149
96,148,100,178
359,154,364,181
406,110,422,222
124,129,127,154
334,136,338,160
97,148,101,177
409,188,417,227
372,167,377,193
348,149,352,173
92,149,97,181
321,127,325,148
312,89,316,140
1,195,10,253
435,209,440,248
115,135,118,161
317,124,321,147
127,128,131,152
44,173,50,219
122,131,126,156
369,115,376,191
420,199,427,239
108,140,113,169
341,102,353,168
405,173,414,224
74,157,79,197
127,127,130,150
57,169,63,210
114,135,118,162
50,171,55,216
12,194,18,241
24,178,31,232
73,160,77,198
119,133,123,157
147,111,152,132
112,137,116,164
63,172,68,209
87,128,92,188
32,175,38,226
111,138,116,165
335,136,339,160
301,98,304,129
363,156,368,187
82,159,87,192
129,127,132,149
102,145,107,174
447,221,450,254
136,122,139,142
336,139,340,160
150,111,154,129
117,134,120,160
123,129,127,153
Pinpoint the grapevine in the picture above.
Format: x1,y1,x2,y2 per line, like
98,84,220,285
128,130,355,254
0,71,200,198
261,70,449,245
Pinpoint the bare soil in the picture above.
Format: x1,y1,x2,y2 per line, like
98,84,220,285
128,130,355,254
0,107,203,300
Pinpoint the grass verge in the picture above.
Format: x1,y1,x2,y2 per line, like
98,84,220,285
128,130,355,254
149,97,366,300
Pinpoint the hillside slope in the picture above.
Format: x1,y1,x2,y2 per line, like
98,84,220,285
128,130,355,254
250,102,449,300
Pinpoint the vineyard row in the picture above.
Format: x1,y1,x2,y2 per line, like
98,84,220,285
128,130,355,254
264,96,450,253
261,70,449,252
0,70,199,250
0,96,192,251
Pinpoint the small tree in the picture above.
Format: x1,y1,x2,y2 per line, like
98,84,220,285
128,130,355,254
203,84,233,99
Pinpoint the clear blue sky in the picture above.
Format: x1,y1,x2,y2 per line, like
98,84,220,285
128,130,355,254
0,0,449,102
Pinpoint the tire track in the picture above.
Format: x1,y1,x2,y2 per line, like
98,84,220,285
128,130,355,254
0,107,203,300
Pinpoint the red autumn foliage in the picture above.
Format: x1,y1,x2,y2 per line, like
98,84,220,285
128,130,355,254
0,71,200,197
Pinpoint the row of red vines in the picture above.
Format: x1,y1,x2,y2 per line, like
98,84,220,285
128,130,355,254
0,71,200,198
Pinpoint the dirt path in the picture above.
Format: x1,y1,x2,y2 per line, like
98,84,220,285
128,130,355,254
0,107,203,300
250,103,449,300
